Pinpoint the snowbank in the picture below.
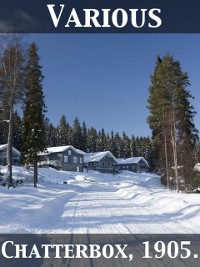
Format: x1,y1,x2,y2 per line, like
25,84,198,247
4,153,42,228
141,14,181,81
0,168,199,234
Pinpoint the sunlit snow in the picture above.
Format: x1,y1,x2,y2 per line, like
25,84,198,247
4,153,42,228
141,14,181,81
0,166,200,234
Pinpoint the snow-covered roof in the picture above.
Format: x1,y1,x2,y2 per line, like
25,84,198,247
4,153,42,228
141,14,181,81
0,144,21,155
117,157,149,166
84,151,118,163
38,145,86,156
0,144,8,151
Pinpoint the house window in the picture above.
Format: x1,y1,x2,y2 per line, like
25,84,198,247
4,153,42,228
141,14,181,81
73,157,77,163
57,153,63,159
64,156,68,163
80,158,83,164
68,150,71,155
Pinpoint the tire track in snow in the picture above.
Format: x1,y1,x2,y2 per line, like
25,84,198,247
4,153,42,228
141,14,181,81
61,184,134,234
65,179,200,234
10,173,200,234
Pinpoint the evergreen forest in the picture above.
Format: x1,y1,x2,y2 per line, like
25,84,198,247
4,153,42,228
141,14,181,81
0,37,200,191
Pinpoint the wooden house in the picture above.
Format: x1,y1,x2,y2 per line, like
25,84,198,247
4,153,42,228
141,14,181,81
117,157,149,173
84,151,118,173
37,145,85,172
0,144,21,166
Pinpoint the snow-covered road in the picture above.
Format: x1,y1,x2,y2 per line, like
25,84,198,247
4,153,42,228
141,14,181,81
0,168,200,234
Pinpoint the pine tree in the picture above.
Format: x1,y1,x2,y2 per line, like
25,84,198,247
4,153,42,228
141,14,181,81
72,117,82,149
114,132,123,158
87,127,97,152
108,131,117,156
81,121,87,152
130,135,137,157
68,127,74,146
97,128,107,152
144,137,156,171
147,55,198,191
44,118,58,147
105,133,110,152
22,42,46,188
57,115,70,145
122,131,131,158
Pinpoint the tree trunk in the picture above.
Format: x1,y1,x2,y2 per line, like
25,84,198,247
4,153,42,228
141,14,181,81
4,46,18,188
33,154,38,188
164,133,170,189
7,100,14,188
172,108,179,193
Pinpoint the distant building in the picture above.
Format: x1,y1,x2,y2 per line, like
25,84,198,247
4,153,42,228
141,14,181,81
117,157,149,173
84,151,118,173
37,145,85,172
0,144,21,166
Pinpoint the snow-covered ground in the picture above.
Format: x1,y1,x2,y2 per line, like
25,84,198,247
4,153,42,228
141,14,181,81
0,167,200,234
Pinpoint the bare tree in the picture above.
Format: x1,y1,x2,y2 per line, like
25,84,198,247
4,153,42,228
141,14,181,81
0,35,25,187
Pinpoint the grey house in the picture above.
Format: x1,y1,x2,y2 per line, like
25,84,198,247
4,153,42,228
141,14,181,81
117,157,149,173
38,145,85,172
0,144,21,166
84,151,118,173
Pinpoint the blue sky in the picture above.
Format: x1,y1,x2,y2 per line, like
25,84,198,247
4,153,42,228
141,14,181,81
29,34,200,137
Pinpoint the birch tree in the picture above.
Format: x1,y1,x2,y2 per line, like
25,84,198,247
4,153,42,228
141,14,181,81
0,36,25,187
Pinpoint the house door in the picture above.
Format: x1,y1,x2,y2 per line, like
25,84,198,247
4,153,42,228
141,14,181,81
77,166,79,172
